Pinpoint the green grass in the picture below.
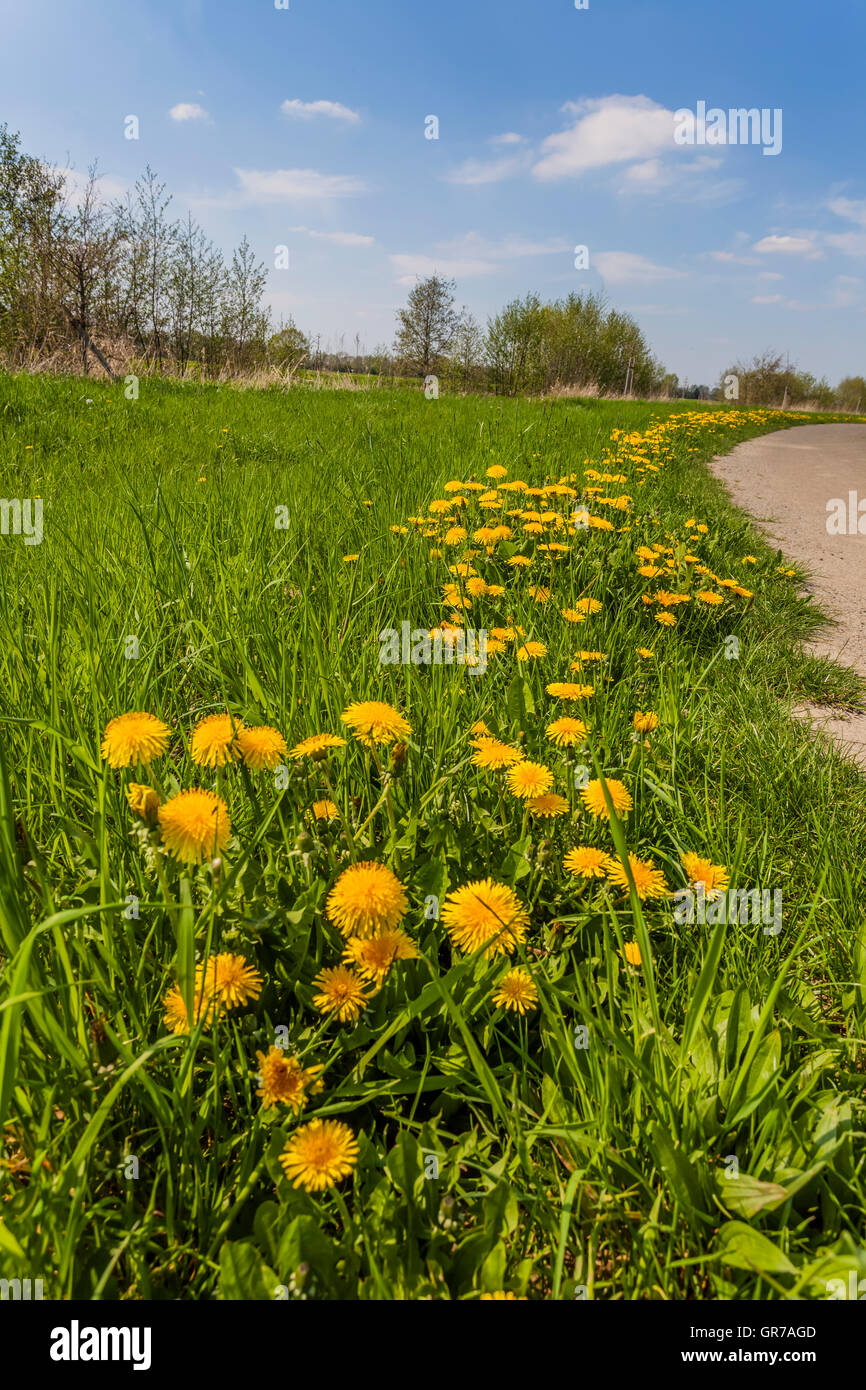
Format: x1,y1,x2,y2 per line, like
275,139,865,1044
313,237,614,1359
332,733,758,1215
1,370,865,1301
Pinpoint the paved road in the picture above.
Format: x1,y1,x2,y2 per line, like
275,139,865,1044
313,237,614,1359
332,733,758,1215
710,423,866,766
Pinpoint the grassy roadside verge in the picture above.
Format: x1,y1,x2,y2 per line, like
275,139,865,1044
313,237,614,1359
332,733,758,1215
0,371,865,1300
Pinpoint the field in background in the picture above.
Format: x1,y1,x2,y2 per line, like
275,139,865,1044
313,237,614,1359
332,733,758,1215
1,373,865,1301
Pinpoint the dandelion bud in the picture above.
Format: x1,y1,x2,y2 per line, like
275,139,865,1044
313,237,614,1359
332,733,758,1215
295,831,314,854
438,1194,457,1229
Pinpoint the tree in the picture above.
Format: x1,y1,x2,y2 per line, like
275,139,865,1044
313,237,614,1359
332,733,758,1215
55,164,121,375
166,213,216,375
445,309,485,392
223,235,269,371
0,124,65,366
267,317,309,369
486,293,548,395
836,376,866,413
393,273,459,377
721,351,838,408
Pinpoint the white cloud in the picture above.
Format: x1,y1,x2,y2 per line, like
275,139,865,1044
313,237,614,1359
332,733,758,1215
622,158,665,186
445,152,531,185
389,232,569,284
828,197,866,228
709,250,759,265
169,102,209,122
289,225,374,246
618,154,739,205
752,294,784,304
490,132,525,146
532,95,679,181
825,231,866,257
752,234,823,259
594,251,685,285
233,168,366,202
444,232,569,259
390,253,497,283
58,167,127,206
831,275,864,307
281,99,360,124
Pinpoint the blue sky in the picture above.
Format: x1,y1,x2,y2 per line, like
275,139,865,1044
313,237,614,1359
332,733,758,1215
2,0,864,384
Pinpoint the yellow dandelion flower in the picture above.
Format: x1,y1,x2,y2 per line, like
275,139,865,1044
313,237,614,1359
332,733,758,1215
343,553,359,563
697,590,723,606
256,1048,324,1111
341,700,412,746
492,967,538,1015
546,716,587,748
681,852,730,900
580,777,633,820
528,793,569,817
546,681,594,700
343,929,419,983
486,464,508,479
636,647,655,659
605,853,668,900
158,789,231,864
190,712,243,768
622,941,642,967
199,953,263,1009
563,845,613,879
506,760,554,799
312,966,368,1022
162,983,214,1035
289,732,347,760
655,611,676,627
515,640,546,661
561,608,587,624
310,798,339,820
279,1119,359,1192
654,591,690,607
236,724,288,770
633,711,660,733
126,783,160,822
472,738,525,771
101,711,170,769
326,861,408,938
442,878,529,958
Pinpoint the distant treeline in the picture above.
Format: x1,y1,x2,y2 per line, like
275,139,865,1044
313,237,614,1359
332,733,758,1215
0,125,861,407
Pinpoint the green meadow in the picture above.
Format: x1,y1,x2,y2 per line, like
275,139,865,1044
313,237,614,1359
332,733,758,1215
1,371,865,1301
